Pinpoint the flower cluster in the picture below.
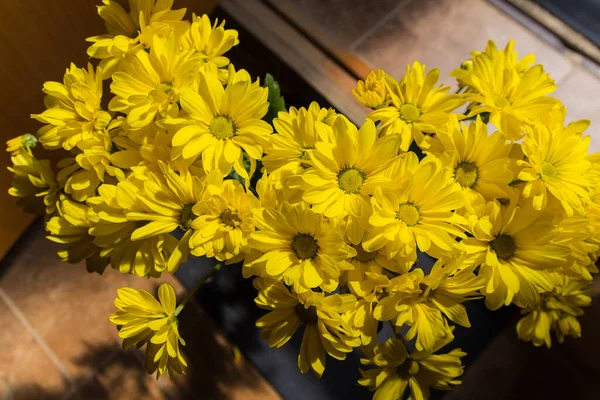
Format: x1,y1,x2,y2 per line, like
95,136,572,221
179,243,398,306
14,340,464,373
6,2,598,398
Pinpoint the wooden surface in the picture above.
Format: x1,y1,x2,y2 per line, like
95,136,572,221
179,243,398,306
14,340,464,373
0,0,219,259
220,0,369,125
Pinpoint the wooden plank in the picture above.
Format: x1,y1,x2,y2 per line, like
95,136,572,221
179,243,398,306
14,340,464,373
501,0,600,64
220,0,369,125
262,0,378,79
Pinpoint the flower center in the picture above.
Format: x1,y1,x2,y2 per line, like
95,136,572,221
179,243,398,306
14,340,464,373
418,283,433,303
209,116,236,139
541,161,558,179
221,209,241,228
292,233,319,259
396,203,420,226
454,161,479,188
352,244,377,263
337,168,365,194
398,358,420,378
399,104,421,123
489,234,516,261
295,304,318,324
494,95,511,108
179,203,196,230
300,149,313,169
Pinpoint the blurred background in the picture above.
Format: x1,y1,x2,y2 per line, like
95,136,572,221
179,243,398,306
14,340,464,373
1,0,599,399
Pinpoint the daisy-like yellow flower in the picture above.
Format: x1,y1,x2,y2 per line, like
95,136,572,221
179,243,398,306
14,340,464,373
358,336,465,400
125,163,204,272
363,154,467,260
462,201,570,310
6,134,38,156
183,14,239,79
518,121,592,216
189,171,259,264
87,0,188,78
301,119,399,243
554,215,599,281
56,131,124,202
352,69,392,110
244,202,355,293
262,103,330,178
516,273,591,347
374,261,482,351
109,35,198,128
367,62,466,151
110,283,187,379
254,278,359,378
452,40,559,139
87,181,179,278
8,151,58,215
430,116,514,205
344,240,397,348
46,196,109,274
168,64,272,180
32,63,111,150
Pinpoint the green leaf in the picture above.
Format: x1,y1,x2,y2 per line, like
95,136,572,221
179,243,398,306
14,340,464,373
263,73,286,124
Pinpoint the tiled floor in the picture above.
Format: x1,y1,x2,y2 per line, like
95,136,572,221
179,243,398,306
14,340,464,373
265,0,600,151
0,222,280,400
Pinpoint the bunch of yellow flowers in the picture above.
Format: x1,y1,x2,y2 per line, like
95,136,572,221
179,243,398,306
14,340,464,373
6,1,598,398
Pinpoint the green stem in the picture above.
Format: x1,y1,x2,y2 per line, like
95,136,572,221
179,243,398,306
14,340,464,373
174,262,222,316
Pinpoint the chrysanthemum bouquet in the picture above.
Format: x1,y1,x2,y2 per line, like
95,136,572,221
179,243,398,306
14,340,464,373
7,1,599,398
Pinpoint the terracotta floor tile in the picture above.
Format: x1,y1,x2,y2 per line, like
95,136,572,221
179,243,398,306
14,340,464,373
0,223,127,378
0,292,69,398
353,0,574,88
66,378,109,400
93,349,167,400
553,67,600,152
265,0,402,49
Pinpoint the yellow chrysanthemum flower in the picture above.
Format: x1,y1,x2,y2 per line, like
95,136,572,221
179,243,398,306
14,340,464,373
344,240,396,348
301,119,398,243
56,131,125,202
245,202,355,293
554,215,599,280
516,273,591,347
169,65,272,180
358,336,465,400
109,35,199,128
125,163,204,271
367,62,465,151
429,116,514,205
262,103,331,179
6,134,38,156
189,171,259,263
87,181,178,277
518,121,592,216
46,196,109,274
352,69,392,110
462,201,569,309
87,0,188,78
254,278,359,378
8,151,58,215
32,63,111,150
110,283,187,379
183,14,239,77
452,40,559,139
363,154,467,260
374,261,482,351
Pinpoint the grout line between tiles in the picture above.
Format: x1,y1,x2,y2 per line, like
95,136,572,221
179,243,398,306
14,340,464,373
348,0,413,52
0,287,73,381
